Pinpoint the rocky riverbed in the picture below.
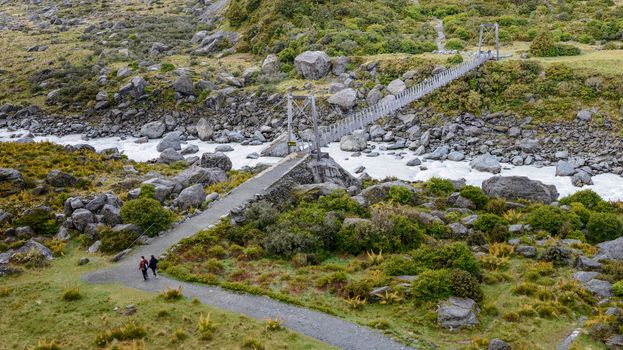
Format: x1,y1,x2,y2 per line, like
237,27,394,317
2,128,623,201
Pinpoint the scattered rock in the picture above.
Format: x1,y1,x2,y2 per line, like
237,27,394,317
141,121,166,139
174,184,206,210
555,161,575,177
46,170,78,188
328,88,357,109
470,154,501,174
387,79,406,95
482,176,559,203
0,168,25,195
294,51,331,80
340,130,367,152
488,339,512,350
437,297,479,329
157,132,182,152
200,152,232,172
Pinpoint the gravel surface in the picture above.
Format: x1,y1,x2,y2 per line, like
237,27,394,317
83,154,414,350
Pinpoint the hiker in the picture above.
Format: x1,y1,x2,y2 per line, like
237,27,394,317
149,255,159,279
139,256,149,281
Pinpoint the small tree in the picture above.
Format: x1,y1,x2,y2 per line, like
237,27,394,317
120,198,175,237
530,31,555,57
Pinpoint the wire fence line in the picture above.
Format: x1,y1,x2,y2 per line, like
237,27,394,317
299,52,492,151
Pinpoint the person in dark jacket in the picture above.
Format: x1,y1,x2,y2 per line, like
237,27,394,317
149,255,159,279
139,256,149,281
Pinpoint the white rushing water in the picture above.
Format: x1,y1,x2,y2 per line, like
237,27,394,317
2,129,623,201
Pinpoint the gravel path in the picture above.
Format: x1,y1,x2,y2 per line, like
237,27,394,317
83,153,414,350
435,19,446,52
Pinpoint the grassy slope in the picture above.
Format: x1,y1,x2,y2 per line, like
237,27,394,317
0,243,335,350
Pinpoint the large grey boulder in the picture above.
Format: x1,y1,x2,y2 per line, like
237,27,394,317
13,239,53,261
159,148,185,164
482,176,559,203
585,279,613,298
294,51,331,80
387,79,406,95
172,75,194,95
328,88,357,109
173,166,227,187
71,208,95,232
576,109,592,121
262,54,280,75
200,152,232,172
428,145,449,160
157,132,182,152
340,130,367,152
196,118,213,141
517,138,540,153
437,297,479,329
488,339,511,350
141,178,179,202
0,168,25,195
173,184,206,210
572,170,593,187
555,160,575,176
595,237,623,261
470,154,501,174
46,170,78,187
141,121,165,139
100,204,121,226
0,209,13,226
85,195,106,213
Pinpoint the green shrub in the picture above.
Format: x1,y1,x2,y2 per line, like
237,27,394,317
587,212,622,244
161,286,183,301
411,242,480,277
485,198,507,215
459,186,489,209
486,224,511,243
411,269,452,302
450,269,483,302
570,202,591,225
120,197,175,236
342,278,373,299
612,281,623,297
262,229,321,258
245,201,279,230
381,255,417,276
94,322,146,346
160,63,175,73
387,186,415,205
13,207,58,235
540,245,572,266
338,219,398,254
426,221,451,238
445,38,465,50
389,216,424,249
317,190,366,216
472,214,508,233
526,205,580,235
61,287,82,301
426,177,455,195
447,54,463,65
99,227,140,253
530,31,581,57
560,190,604,209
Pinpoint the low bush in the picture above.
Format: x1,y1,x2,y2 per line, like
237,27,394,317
241,337,265,350
540,245,572,266
11,248,49,268
317,190,367,216
342,279,373,299
381,255,417,276
388,216,424,249
486,224,511,243
30,340,62,350
425,177,455,196
262,229,321,258
426,221,451,238
245,201,279,230
62,287,82,301
387,186,415,205
12,207,58,235
120,197,175,237
447,54,463,64
472,214,507,233
459,186,489,210
445,38,465,50
99,227,140,253
530,31,581,57
570,203,591,225
612,281,623,297
338,219,398,255
526,205,580,235
94,322,146,346
560,190,604,209
411,269,452,302
410,242,480,277
197,313,217,340
586,212,622,244
450,269,483,302
161,286,183,301
485,198,507,215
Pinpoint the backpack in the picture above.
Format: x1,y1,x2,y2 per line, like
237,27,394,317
139,260,147,270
